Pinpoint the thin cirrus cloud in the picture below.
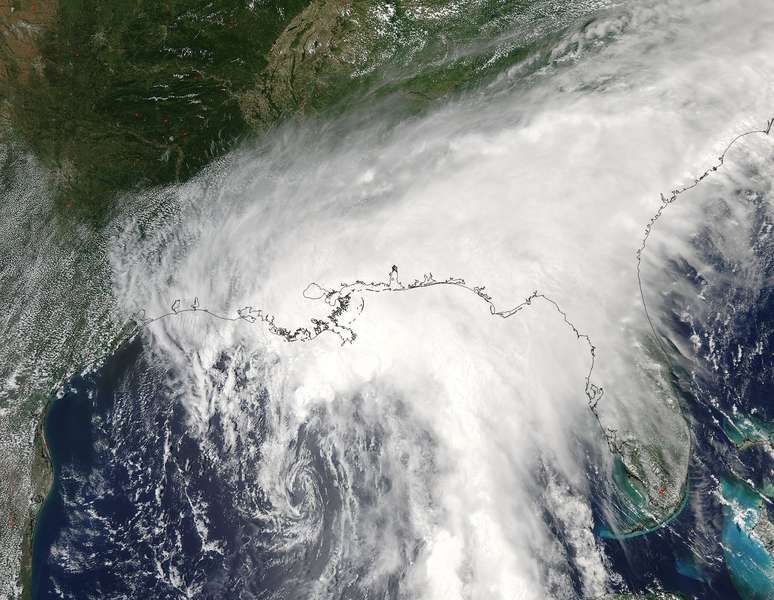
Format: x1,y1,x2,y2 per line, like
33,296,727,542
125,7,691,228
108,0,774,597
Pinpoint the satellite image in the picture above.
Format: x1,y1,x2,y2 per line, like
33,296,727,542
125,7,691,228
0,0,773,598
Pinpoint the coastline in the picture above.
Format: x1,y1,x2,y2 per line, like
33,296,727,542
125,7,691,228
18,401,53,600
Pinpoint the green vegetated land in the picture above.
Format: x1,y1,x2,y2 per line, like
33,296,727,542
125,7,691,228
1,0,563,224
3,0,312,223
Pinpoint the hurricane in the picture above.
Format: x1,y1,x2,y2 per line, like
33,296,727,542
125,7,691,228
2,0,774,598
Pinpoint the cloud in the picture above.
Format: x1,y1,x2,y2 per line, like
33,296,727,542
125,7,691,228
108,0,774,596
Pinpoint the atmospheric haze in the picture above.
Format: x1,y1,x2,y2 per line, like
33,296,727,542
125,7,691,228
102,0,774,597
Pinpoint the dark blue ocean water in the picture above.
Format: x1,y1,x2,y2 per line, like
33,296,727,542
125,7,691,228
30,338,391,600
31,194,774,599
31,340,265,599
32,299,773,600
595,193,774,599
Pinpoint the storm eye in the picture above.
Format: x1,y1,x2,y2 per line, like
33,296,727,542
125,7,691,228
8,1,774,599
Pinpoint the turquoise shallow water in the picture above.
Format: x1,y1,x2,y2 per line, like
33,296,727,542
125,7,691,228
597,455,690,541
593,227,774,598
720,478,774,600
20,1,774,596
